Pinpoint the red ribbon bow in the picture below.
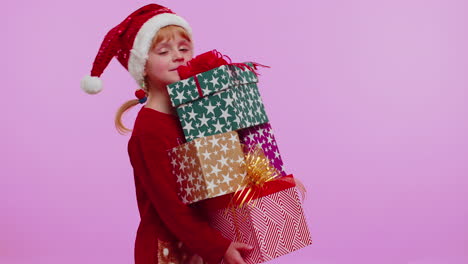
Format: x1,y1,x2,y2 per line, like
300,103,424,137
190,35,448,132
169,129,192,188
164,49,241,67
177,50,269,97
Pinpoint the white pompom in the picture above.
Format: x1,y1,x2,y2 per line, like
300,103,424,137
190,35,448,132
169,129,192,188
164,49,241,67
80,75,103,94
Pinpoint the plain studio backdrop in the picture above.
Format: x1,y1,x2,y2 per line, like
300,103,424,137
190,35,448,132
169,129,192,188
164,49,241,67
2,0,467,263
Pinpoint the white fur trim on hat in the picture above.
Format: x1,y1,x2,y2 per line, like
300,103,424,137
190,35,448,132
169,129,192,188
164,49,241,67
128,13,192,86
81,75,103,94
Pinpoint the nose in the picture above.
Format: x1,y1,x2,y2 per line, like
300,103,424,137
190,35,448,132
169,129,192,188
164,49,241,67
173,50,184,62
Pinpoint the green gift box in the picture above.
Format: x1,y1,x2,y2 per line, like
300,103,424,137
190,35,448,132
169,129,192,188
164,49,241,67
167,63,269,142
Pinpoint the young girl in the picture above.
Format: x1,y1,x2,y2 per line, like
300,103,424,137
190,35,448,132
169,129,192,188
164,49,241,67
81,4,252,264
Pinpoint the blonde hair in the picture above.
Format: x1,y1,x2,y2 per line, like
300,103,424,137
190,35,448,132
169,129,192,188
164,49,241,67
115,25,192,135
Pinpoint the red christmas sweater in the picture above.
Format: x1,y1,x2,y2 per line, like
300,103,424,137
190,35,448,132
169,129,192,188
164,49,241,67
127,106,231,264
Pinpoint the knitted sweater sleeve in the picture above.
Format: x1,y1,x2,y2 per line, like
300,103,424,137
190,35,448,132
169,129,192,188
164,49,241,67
128,134,231,264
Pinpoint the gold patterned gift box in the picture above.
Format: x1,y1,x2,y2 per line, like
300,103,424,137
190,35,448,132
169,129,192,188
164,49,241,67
168,131,247,204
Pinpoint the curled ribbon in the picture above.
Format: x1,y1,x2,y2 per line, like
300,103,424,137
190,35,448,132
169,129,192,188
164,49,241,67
231,144,282,209
220,144,307,240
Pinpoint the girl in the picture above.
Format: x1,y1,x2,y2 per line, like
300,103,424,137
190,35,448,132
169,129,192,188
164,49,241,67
81,4,252,264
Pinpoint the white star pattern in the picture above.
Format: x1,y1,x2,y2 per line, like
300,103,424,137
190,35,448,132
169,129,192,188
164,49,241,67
240,75,246,84
256,107,263,118
235,156,244,164
218,156,229,167
223,96,234,107
185,186,193,196
239,124,287,176
210,164,222,176
202,151,212,160
180,78,190,87
209,76,219,87
274,150,280,159
194,140,203,148
222,174,232,184
213,120,225,133
248,109,253,119
232,115,241,126
176,174,183,183
187,109,198,120
205,102,216,116
183,143,190,151
220,108,231,122
209,137,220,147
247,133,256,142
202,86,211,96
220,144,229,154
187,172,194,182
228,133,238,143
183,121,194,134
257,128,265,136
199,114,210,128
267,135,274,144
207,180,217,193
175,90,186,103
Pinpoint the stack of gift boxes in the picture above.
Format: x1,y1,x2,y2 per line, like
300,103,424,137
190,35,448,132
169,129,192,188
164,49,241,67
166,60,312,263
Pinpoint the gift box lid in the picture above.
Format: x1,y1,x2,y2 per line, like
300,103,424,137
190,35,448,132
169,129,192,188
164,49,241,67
167,62,258,107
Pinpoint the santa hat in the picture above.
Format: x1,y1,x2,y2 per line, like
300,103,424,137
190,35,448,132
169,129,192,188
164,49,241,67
81,4,192,94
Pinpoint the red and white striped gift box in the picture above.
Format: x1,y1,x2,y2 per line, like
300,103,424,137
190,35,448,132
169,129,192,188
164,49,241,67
200,176,312,263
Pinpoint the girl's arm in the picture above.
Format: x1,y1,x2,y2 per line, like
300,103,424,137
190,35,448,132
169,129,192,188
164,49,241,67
129,134,231,264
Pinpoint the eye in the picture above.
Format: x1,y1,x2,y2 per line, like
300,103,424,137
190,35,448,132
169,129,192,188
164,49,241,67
180,48,189,52
158,51,168,55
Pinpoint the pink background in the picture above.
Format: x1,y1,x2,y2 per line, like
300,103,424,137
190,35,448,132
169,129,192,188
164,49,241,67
2,0,467,263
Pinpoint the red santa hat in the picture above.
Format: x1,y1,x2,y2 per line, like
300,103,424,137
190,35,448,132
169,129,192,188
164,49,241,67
81,4,192,94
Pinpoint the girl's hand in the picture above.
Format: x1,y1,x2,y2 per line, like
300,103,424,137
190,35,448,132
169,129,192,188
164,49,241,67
223,242,253,264
186,253,204,264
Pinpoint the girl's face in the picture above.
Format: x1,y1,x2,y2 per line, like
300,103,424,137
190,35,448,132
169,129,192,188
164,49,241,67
145,33,194,88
